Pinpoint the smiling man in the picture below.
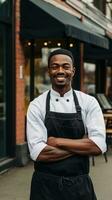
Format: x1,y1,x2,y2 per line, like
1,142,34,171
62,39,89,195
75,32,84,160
47,50,75,94
27,48,106,200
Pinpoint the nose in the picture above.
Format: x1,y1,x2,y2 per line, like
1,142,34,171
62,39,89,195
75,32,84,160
58,66,64,72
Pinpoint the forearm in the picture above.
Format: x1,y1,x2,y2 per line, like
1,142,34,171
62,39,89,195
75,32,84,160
48,137,101,155
37,145,73,162
57,138,102,155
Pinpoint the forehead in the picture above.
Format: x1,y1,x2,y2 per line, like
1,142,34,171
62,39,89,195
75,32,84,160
49,54,73,64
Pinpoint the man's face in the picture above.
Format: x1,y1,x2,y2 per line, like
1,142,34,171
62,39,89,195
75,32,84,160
48,54,75,90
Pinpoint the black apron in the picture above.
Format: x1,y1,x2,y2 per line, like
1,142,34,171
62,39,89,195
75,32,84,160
30,90,97,200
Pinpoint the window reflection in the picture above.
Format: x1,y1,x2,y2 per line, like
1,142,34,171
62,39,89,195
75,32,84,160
106,67,112,105
83,63,96,94
0,0,11,18
34,48,57,95
24,47,60,112
24,47,57,112
0,0,7,3
0,26,6,158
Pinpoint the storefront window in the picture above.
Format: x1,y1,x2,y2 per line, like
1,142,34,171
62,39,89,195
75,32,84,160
34,48,56,95
24,58,30,113
0,26,6,158
106,66,112,101
83,62,96,94
0,0,11,18
24,46,59,112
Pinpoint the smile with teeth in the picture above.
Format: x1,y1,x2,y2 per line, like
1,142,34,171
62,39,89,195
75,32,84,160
56,76,66,81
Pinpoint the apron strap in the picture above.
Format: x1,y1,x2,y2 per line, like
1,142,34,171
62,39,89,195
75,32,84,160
46,90,50,113
73,90,82,115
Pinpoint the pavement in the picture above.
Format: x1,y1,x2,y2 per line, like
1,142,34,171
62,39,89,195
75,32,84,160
0,151,112,200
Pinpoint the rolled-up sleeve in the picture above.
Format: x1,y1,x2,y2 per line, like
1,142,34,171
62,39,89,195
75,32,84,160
85,97,107,153
27,102,47,161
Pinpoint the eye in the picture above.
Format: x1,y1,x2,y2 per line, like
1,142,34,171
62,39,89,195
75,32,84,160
49,64,60,70
63,64,71,70
49,63,72,70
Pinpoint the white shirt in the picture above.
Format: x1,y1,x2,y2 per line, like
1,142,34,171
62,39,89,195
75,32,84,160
27,89,107,161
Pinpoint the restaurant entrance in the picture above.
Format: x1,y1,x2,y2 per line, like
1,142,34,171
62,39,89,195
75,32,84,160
0,0,15,167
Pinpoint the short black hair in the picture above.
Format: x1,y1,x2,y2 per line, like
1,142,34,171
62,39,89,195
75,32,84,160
48,48,74,67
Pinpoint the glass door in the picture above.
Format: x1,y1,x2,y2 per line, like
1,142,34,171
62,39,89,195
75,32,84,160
0,25,6,159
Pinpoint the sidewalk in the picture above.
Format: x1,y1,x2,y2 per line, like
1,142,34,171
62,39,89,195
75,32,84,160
90,151,112,200
0,152,112,200
0,161,33,200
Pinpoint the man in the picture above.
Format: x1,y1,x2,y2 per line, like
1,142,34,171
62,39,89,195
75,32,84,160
27,48,106,200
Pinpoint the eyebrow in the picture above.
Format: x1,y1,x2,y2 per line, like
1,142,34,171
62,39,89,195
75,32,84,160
50,62,71,65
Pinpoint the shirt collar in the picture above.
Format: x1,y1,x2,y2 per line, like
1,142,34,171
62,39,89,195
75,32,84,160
51,88,73,97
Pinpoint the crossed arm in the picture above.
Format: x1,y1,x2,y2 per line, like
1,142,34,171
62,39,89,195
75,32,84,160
37,137,101,162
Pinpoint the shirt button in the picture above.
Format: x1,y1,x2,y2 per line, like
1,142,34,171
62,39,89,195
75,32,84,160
56,99,59,102
66,99,69,102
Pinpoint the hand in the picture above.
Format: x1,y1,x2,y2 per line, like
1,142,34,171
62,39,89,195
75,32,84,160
47,137,58,147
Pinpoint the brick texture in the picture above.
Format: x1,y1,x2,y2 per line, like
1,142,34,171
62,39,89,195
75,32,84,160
15,0,26,144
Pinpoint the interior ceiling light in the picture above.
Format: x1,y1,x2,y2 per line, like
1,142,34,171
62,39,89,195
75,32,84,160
28,42,31,46
69,43,73,47
57,43,61,46
44,42,48,46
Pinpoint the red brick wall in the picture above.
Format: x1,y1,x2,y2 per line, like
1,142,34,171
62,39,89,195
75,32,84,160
15,0,26,144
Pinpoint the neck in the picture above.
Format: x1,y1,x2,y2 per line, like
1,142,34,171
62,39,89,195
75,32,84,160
52,86,72,97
